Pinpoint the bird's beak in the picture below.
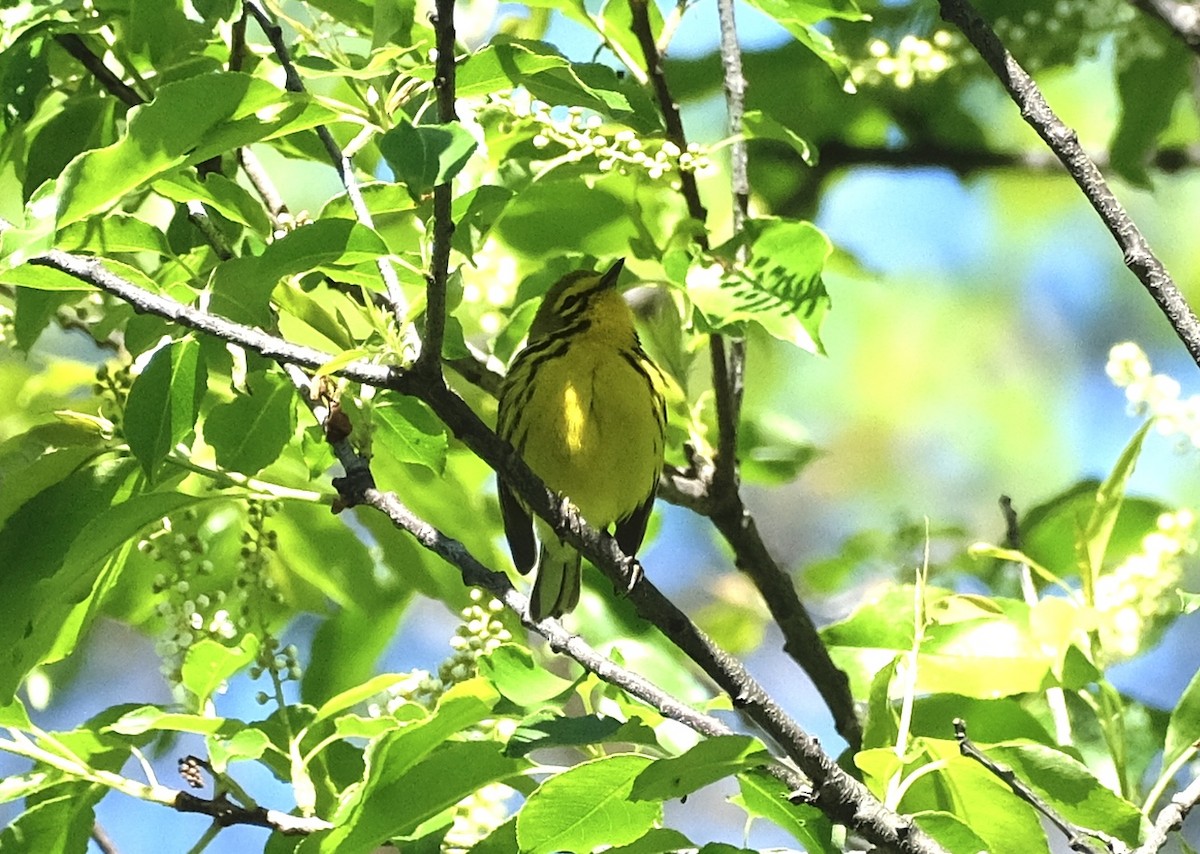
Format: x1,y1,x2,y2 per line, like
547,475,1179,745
600,258,625,289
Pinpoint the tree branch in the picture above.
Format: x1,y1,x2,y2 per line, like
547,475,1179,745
53,34,144,108
415,0,459,378
172,791,331,835
1134,771,1200,854
938,0,1200,369
26,249,946,854
284,369,806,792
629,0,861,749
715,0,748,495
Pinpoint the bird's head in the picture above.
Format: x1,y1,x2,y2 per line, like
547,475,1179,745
528,259,630,341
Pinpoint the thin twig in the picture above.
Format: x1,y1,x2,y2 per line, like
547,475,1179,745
54,34,144,107
629,0,860,748
1134,770,1200,854
242,0,408,322
28,249,946,854
715,0,748,476
237,148,288,225
953,719,1123,854
938,0,1200,369
173,792,331,835
415,0,459,377
91,822,121,854
185,203,233,261
627,0,708,239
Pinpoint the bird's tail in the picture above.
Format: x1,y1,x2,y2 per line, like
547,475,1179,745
529,536,582,621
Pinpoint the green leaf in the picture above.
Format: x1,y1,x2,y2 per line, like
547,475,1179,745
1020,482,1166,584
738,411,818,484
318,680,502,850
742,109,814,165
0,770,62,807
696,218,832,352
57,213,172,257
124,338,207,477
517,754,660,854
857,739,1047,854
451,184,515,261
913,810,993,854
737,0,865,80
154,169,273,234
606,828,696,854
372,396,449,474
630,735,770,801
1164,665,1200,772
986,743,1143,846
1110,22,1191,188
0,788,99,854
0,461,195,701
505,714,651,757
210,218,391,325
822,585,1078,699
0,696,31,728
208,727,273,772
107,706,237,736
319,741,522,853
313,673,422,724
180,636,261,707
1080,421,1151,600
57,72,337,227
379,118,477,197
0,262,95,291
456,40,571,97
477,643,577,705
204,370,297,476
732,771,836,853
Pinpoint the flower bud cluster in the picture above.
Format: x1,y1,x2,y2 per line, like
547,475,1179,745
93,361,132,434
236,498,302,700
145,499,293,702
1095,509,1196,660
850,32,961,89
143,510,227,687
372,590,513,716
0,303,12,345
1106,342,1200,446
494,92,712,186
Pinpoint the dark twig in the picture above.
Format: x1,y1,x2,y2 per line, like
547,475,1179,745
1134,771,1200,854
91,822,121,854
1128,0,1200,51
954,719,1122,854
629,0,860,749
938,0,1200,369
54,34,144,107
237,148,289,225
242,1,408,321
628,0,708,241
415,0,459,377
715,0,748,487
185,203,233,261
173,791,331,834
28,249,946,854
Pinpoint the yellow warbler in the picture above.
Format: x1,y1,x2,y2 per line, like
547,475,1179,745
497,259,666,620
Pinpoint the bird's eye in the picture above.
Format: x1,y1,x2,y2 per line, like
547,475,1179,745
559,292,584,315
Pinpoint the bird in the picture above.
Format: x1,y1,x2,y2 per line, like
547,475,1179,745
496,259,667,621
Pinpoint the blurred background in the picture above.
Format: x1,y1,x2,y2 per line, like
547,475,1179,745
5,0,1200,849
